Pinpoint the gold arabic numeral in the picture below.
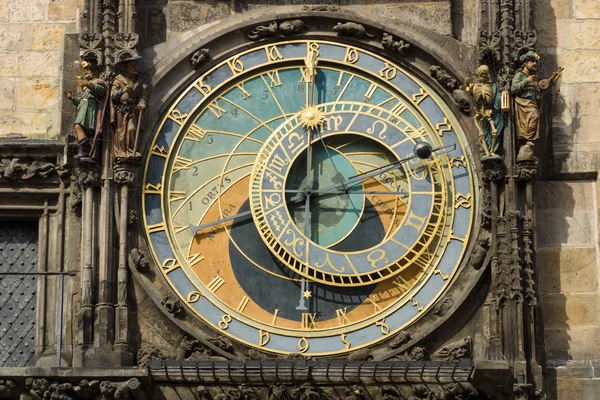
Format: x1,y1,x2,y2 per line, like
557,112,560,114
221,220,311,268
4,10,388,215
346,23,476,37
376,318,390,335
186,291,202,303
379,63,398,81
435,118,452,136
264,170,283,190
367,249,389,269
265,70,282,87
411,298,424,312
298,337,309,353
173,156,194,173
218,314,232,330
390,102,407,117
335,308,350,326
226,57,244,75
147,222,166,234
340,333,351,350
207,275,225,293
161,258,181,274
455,193,472,209
307,41,320,58
404,211,426,232
283,229,305,257
366,120,387,140
272,309,279,325
314,254,345,272
186,124,208,142
169,109,188,124
144,183,162,195
187,253,205,267
268,154,289,174
208,100,227,119
237,296,250,312
392,275,410,294
344,47,360,64
301,313,317,330
194,79,212,95
323,115,343,131
366,295,382,312
266,45,283,62
237,83,251,100
450,156,467,169
412,88,429,104
269,211,285,233
151,145,168,158
169,190,186,203
434,269,450,281
258,330,270,347
264,193,282,210
364,83,377,100
286,131,306,155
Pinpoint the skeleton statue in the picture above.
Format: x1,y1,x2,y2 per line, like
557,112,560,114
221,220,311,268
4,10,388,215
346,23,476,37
465,65,505,158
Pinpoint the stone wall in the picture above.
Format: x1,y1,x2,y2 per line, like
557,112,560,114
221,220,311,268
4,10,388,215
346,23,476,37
0,0,80,140
535,0,600,397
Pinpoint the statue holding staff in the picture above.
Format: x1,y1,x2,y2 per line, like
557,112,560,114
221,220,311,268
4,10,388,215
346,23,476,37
111,56,147,163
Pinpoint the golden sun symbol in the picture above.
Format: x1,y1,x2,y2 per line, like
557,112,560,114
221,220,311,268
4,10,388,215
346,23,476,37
299,106,324,130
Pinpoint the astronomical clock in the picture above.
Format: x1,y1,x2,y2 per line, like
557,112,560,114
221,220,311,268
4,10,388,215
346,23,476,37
142,39,477,356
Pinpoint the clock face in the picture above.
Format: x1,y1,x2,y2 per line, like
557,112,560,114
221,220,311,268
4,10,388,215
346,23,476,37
142,40,477,355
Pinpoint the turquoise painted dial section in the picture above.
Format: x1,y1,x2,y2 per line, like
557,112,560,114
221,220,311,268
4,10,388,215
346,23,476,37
142,40,478,356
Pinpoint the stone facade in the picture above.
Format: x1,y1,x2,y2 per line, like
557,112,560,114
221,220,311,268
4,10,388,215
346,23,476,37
0,0,599,399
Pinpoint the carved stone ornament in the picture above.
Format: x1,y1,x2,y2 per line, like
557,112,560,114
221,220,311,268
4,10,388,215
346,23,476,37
0,380,16,398
302,5,339,12
481,156,507,182
127,208,137,225
381,33,410,55
389,331,411,349
114,168,135,186
333,22,375,38
176,335,233,361
247,20,306,41
344,385,365,400
433,296,455,317
129,248,150,272
79,32,103,65
161,294,183,316
347,348,373,361
0,158,66,181
136,344,164,366
20,378,145,400
379,386,401,400
392,346,426,361
469,231,491,270
76,167,101,188
429,66,470,113
478,30,501,63
190,48,210,70
432,337,472,361
113,32,140,65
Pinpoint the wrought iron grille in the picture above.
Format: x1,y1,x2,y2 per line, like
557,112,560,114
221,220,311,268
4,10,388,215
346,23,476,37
0,221,38,367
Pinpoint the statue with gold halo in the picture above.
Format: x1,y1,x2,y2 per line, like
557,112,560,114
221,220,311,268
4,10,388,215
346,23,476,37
465,65,505,158
66,60,108,163
511,51,562,159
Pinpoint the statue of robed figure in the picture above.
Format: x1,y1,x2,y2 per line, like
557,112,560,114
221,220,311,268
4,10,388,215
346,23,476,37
111,56,147,163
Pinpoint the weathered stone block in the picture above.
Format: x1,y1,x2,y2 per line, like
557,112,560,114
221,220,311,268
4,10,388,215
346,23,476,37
570,83,600,116
575,0,600,19
370,3,452,36
536,181,595,211
575,115,600,144
0,25,30,51
537,210,596,248
1,51,63,78
15,79,60,110
11,0,45,21
0,79,14,111
545,326,600,360
0,0,9,22
542,294,600,327
0,111,56,138
534,0,573,21
538,248,598,294
569,21,600,50
48,0,81,21
556,51,600,83
556,378,600,400
537,19,569,49
31,24,65,50
167,2,231,32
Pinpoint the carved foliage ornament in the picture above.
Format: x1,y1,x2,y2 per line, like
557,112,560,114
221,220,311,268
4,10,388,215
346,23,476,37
0,158,68,181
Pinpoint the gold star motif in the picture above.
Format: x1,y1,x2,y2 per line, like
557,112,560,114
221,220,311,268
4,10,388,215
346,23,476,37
303,290,312,299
